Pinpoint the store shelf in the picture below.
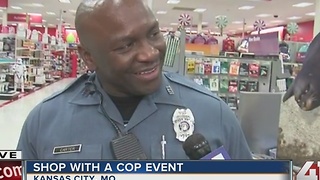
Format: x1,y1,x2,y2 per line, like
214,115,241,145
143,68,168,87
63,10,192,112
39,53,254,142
8,86,35,92
184,55,272,110
0,91,20,100
0,58,15,64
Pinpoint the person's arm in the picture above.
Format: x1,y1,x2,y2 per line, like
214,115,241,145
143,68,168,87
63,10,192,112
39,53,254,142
16,104,41,159
220,101,253,159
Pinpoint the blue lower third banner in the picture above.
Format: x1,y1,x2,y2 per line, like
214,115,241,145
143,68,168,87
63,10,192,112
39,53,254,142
25,161,291,180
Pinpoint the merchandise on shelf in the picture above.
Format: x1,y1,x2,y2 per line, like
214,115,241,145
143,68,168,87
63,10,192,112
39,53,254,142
222,37,235,52
0,72,9,93
185,55,272,110
12,59,27,92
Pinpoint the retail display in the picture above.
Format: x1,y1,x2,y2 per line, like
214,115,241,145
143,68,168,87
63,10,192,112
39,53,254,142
12,58,26,92
66,46,80,78
185,55,272,110
284,41,310,63
296,44,309,63
0,59,20,100
164,32,180,68
0,27,86,97
206,36,219,45
222,37,235,52
190,34,207,44
279,41,290,62
237,38,249,53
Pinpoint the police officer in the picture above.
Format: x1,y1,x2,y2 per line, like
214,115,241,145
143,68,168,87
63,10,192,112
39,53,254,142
17,0,252,159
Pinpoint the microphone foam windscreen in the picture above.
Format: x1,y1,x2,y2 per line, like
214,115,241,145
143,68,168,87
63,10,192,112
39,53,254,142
183,133,211,160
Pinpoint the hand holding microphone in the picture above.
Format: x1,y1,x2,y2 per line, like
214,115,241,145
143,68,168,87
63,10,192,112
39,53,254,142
182,133,231,160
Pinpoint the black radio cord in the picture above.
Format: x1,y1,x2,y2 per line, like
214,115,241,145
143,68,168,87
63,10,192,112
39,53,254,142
97,90,123,137
83,75,123,137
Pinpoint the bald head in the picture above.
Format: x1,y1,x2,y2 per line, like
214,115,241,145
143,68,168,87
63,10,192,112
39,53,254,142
75,0,106,46
75,0,104,24
75,0,152,48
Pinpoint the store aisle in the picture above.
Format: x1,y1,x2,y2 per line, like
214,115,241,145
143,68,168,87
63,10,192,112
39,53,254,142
0,78,76,150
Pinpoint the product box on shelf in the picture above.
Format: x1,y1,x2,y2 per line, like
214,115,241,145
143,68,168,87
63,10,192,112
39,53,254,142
185,55,272,110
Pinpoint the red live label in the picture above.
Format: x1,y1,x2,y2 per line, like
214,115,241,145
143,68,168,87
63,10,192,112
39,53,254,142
297,161,320,180
0,161,22,180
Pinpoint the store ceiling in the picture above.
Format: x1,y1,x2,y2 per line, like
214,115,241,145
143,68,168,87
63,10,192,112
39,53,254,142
6,0,316,34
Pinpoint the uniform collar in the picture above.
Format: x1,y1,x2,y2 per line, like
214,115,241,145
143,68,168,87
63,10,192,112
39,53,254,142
69,73,185,107
69,73,186,129
151,73,186,107
68,74,100,105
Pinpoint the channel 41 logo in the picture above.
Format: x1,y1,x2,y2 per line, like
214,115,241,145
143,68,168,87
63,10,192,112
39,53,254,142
297,161,320,180
0,151,22,180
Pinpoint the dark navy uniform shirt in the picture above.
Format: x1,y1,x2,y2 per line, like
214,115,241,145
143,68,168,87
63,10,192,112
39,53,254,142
17,72,252,159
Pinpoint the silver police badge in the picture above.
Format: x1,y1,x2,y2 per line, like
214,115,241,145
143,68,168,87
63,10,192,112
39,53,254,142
172,108,195,142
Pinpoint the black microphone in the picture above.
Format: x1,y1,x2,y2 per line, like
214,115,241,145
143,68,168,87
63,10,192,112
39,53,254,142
183,133,227,160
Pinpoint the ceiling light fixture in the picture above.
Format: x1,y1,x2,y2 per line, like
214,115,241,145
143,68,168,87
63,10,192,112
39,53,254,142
32,3,44,7
256,14,272,17
287,16,302,20
202,22,208,25
59,0,71,3
215,15,226,18
69,9,77,13
232,21,243,24
306,12,315,16
156,11,167,14
270,20,284,23
11,6,22,10
46,12,56,15
170,23,178,25
194,8,206,12
238,6,254,10
167,0,180,4
292,2,313,7
28,13,42,16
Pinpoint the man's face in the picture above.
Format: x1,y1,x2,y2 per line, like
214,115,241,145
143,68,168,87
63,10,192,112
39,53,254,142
79,0,167,97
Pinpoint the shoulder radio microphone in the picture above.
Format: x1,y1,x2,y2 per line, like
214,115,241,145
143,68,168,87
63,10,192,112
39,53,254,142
83,73,148,160
182,133,230,160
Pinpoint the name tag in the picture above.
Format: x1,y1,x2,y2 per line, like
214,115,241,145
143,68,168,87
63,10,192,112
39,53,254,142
53,144,82,155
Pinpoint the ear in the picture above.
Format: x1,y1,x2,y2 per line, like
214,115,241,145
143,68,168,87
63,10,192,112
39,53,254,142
78,44,96,71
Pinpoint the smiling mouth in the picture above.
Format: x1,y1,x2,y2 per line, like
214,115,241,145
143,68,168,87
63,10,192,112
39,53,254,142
135,67,156,75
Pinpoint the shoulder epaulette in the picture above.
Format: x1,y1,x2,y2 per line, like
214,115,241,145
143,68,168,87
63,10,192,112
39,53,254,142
42,74,90,102
163,72,219,100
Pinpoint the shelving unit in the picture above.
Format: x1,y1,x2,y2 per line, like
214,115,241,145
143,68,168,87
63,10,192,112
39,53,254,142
0,58,20,100
52,50,66,79
185,55,272,110
14,38,42,90
42,44,56,83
